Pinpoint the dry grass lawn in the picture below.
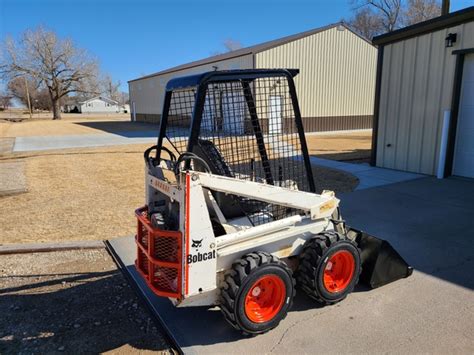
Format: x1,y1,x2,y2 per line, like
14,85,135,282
0,121,368,245
0,144,149,245
0,114,135,137
0,141,358,245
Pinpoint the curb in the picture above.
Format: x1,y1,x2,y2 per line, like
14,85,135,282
0,240,105,255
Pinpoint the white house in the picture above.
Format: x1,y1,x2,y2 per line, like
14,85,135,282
79,96,121,113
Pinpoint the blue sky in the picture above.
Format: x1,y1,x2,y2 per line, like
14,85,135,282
1,0,472,92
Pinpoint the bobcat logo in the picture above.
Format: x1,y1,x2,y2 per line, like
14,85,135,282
192,239,203,248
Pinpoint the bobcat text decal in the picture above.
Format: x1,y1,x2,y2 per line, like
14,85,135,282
187,250,216,264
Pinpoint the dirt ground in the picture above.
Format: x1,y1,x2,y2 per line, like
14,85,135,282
0,248,172,354
305,130,372,162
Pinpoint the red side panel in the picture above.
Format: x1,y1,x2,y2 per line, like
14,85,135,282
135,206,182,299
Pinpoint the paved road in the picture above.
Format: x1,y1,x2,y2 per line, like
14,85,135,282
109,176,474,354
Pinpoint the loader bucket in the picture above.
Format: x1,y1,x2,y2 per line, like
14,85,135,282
347,227,413,289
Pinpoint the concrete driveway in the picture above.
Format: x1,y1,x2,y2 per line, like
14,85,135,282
13,134,156,152
108,177,474,354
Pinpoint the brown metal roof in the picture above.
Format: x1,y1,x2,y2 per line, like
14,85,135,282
129,22,370,83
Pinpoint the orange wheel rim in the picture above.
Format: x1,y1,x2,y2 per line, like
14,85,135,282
244,275,286,323
323,250,355,293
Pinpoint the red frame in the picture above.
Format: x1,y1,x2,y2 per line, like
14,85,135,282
134,206,182,299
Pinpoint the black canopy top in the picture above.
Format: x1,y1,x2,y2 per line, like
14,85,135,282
165,68,299,91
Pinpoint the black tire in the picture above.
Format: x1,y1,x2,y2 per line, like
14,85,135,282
219,252,296,335
297,231,361,305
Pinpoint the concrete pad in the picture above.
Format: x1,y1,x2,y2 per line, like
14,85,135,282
341,177,474,286
13,134,156,152
310,156,348,169
0,161,27,196
108,177,474,354
354,177,396,190
309,156,423,190
310,158,375,174
356,168,423,183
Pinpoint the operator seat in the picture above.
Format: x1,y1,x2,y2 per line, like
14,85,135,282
192,139,263,219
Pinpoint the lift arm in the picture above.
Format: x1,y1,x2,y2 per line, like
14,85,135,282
194,172,339,220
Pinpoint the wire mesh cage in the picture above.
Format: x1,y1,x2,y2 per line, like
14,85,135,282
159,70,315,226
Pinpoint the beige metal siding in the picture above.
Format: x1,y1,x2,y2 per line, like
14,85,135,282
376,21,474,175
255,26,377,119
129,55,253,117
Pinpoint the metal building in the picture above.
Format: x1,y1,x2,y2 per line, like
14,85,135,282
371,7,474,178
128,23,377,132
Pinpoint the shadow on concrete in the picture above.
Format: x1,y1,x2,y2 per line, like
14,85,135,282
118,263,329,348
75,121,159,138
107,176,474,351
0,270,169,353
340,176,474,291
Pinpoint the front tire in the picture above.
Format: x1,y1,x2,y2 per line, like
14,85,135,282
219,252,295,335
297,231,361,305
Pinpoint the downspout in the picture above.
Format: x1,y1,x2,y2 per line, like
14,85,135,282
370,45,384,166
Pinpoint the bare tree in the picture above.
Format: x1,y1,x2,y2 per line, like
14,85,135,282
347,0,441,39
7,75,59,111
402,0,441,26
7,76,37,107
352,0,403,33
34,89,53,111
347,7,385,39
118,91,129,106
0,91,12,110
0,27,99,119
223,38,243,52
101,74,121,102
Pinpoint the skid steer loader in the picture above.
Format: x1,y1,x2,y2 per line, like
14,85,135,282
135,69,412,335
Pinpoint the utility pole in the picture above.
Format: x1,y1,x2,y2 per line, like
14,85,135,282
24,76,32,119
441,0,450,16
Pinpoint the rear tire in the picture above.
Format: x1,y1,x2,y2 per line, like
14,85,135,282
297,231,361,305
219,252,295,335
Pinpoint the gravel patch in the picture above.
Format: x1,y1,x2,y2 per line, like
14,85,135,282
0,249,173,354
305,130,372,163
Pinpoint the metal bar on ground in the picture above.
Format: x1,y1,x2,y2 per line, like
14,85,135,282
0,240,104,255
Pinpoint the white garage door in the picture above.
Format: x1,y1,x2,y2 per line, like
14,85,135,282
453,54,474,178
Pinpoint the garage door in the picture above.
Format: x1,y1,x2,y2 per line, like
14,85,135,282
453,54,474,178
